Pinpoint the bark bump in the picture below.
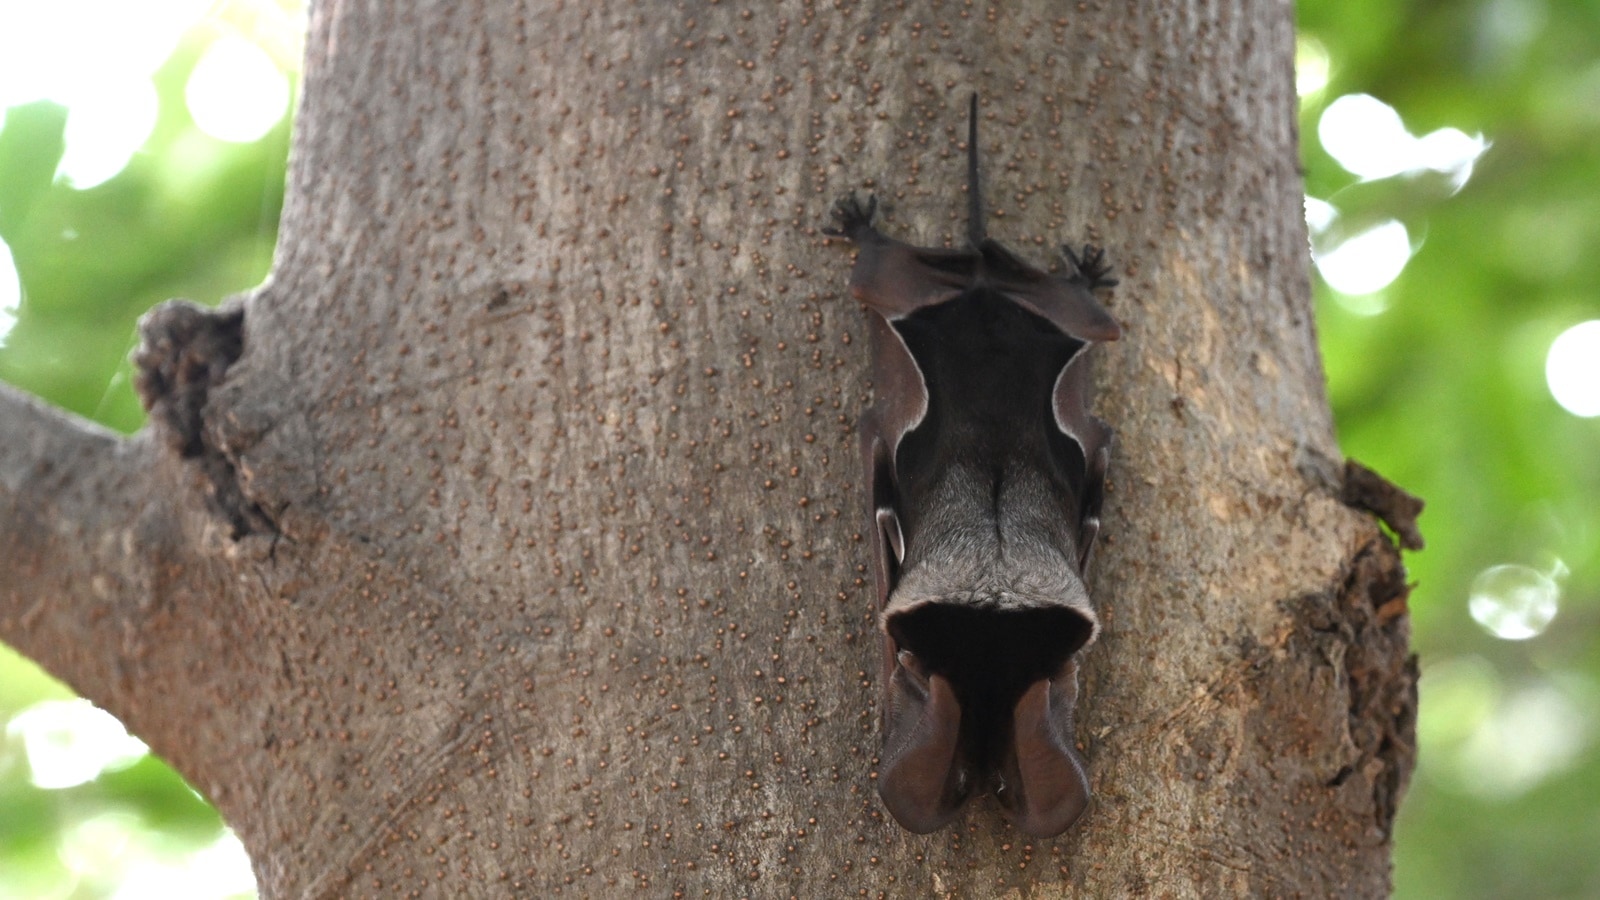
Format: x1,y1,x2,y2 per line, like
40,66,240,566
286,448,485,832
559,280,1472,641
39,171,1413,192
134,300,274,538
1296,537,1418,837
1341,460,1425,551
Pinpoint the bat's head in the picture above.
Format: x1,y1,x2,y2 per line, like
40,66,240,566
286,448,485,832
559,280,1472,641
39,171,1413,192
877,599,1095,837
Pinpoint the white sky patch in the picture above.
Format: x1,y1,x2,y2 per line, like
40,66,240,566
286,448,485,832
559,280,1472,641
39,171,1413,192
0,237,18,347
185,36,290,144
1319,94,1410,179
1546,320,1600,417
1318,93,1489,188
6,698,149,789
58,78,161,189
1304,196,1337,234
1469,563,1560,640
1315,219,1411,298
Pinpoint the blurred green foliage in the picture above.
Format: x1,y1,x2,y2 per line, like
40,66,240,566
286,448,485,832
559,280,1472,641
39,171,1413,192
1304,0,1600,622
1,2,1597,897
1298,0,1600,897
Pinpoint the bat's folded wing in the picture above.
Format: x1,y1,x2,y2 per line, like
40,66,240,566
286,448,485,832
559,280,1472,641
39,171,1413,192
848,235,979,318
977,239,1122,343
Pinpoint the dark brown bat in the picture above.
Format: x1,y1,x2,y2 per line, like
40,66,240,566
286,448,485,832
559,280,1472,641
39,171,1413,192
827,96,1120,837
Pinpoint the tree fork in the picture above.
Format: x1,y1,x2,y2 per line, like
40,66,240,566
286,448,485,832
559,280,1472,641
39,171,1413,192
1,1,1417,895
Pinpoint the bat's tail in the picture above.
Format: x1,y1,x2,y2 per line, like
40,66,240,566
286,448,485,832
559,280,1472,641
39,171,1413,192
967,92,984,246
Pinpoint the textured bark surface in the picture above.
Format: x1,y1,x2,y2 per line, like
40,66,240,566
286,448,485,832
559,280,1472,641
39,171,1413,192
0,0,1416,896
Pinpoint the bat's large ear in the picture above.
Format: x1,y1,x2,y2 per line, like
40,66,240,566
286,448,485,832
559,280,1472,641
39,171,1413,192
995,657,1092,838
877,651,971,833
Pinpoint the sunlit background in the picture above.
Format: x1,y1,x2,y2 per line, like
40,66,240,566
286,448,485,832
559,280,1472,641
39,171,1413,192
1,1,1597,898
0,1,300,897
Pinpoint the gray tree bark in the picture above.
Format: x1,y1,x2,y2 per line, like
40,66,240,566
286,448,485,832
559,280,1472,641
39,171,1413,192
0,0,1416,896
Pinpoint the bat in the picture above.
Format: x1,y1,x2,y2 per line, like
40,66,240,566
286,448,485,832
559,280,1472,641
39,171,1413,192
827,95,1121,837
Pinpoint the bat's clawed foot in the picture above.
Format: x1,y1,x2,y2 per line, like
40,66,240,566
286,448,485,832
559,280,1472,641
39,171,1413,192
825,193,879,241
1061,243,1119,289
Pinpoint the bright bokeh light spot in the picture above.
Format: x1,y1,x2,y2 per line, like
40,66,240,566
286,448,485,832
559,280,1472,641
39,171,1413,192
1454,680,1591,797
1319,94,1412,179
58,812,141,881
1469,563,1560,640
5,699,149,789
1315,219,1411,297
46,795,257,899
1415,127,1492,189
185,36,290,144
1318,93,1489,187
54,815,257,900
1546,320,1600,417
0,237,18,347
0,0,211,185
1331,291,1393,317
1417,655,1500,750
58,78,161,189
1296,36,1331,97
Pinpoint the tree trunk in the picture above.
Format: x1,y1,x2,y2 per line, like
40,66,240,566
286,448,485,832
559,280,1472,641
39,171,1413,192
0,1,1416,896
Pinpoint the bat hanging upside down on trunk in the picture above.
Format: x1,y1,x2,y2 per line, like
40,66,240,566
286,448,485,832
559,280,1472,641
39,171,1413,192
826,95,1121,838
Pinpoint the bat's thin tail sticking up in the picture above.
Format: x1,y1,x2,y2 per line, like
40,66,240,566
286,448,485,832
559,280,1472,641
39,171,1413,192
966,92,984,247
